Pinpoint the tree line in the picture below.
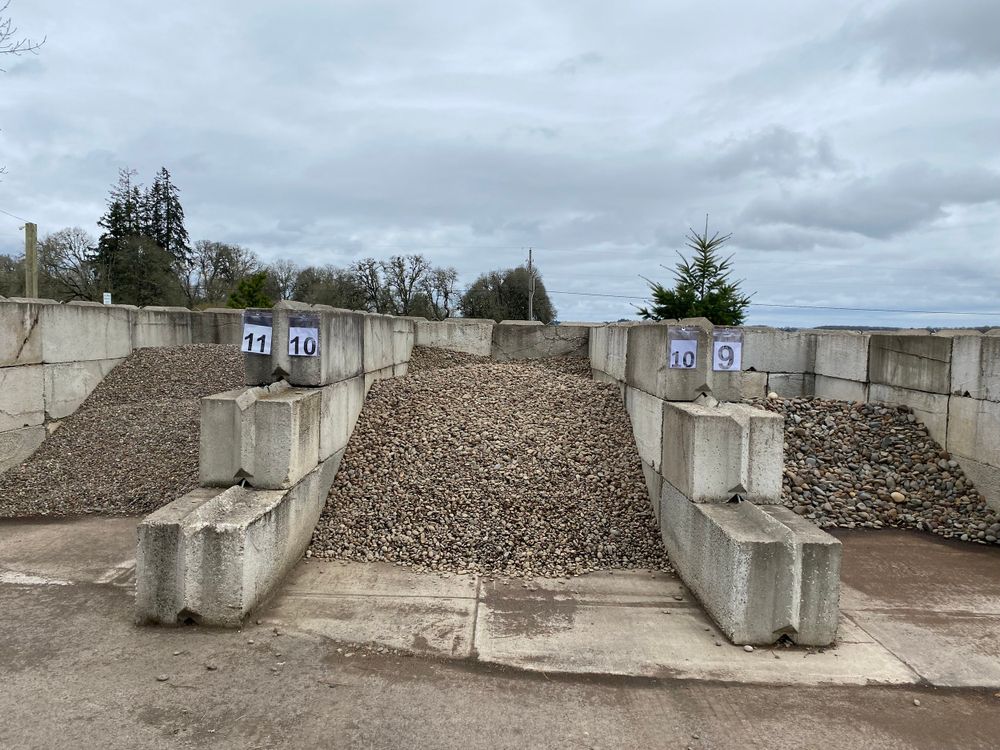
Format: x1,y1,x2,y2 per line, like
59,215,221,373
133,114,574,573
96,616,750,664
0,168,558,321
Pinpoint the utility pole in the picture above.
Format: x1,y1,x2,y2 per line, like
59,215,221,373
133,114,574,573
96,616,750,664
24,222,38,298
527,247,534,322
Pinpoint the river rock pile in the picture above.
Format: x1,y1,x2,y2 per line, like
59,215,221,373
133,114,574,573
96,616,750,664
310,361,669,577
0,345,244,517
752,396,1000,545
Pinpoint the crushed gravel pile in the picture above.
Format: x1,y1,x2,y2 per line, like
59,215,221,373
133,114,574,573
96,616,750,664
753,396,1000,545
311,362,669,577
0,345,244,518
406,346,488,373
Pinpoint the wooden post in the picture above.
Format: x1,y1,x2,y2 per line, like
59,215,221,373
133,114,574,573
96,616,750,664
24,222,38,298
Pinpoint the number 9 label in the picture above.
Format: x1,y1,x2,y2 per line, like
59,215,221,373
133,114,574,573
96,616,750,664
712,340,743,371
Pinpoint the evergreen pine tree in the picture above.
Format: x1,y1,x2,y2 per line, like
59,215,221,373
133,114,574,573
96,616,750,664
637,219,752,325
227,272,274,308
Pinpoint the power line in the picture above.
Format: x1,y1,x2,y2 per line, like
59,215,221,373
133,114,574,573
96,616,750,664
0,207,31,224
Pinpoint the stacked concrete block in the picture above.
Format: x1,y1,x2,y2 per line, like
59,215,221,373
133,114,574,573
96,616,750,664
320,375,365,460
742,328,815,374
767,372,815,398
191,308,244,346
0,365,44,432
869,335,952,395
813,331,870,401
199,386,266,486
39,301,133,363
491,322,590,361
951,335,1000,400
42,358,124,420
414,318,494,356
625,320,713,401
625,387,664,472
131,306,194,349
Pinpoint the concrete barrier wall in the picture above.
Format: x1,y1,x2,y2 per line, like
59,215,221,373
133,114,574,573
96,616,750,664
588,322,1000,512
136,301,415,626
412,318,594,360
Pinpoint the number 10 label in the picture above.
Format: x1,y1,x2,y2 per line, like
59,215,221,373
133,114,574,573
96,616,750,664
669,339,698,369
289,326,319,357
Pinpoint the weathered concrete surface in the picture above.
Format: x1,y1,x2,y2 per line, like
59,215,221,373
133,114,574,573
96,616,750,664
836,529,1000,687
39,301,133,363
952,454,1000,512
0,424,45,473
814,374,868,402
0,299,45,366
491,323,590,361
0,364,44,431
813,331,869,382
624,386,663,471
251,387,322,489
625,320,713,401
42,357,122,420
199,386,267,486
713,369,768,402
659,484,840,645
660,402,783,503
414,318,494,356
947,396,1000,472
767,372,816,398
131,306,194,349
363,313,395,373
319,375,365,460
743,328,815,373
191,307,244,346
391,316,415,365
868,383,950,445
588,323,633,382
137,455,342,626
869,334,953,394
951,335,1000,400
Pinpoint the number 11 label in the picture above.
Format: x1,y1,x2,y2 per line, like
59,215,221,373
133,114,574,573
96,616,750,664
241,316,273,355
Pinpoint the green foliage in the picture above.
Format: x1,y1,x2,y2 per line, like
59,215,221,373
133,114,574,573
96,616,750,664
459,265,556,323
637,221,752,326
227,271,273,309
292,265,367,309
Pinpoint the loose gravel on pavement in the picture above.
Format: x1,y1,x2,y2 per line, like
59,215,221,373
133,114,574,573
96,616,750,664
310,356,670,578
0,345,244,517
753,395,1000,545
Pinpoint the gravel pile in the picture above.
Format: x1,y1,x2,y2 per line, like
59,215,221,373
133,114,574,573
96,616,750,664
753,396,1000,545
407,346,591,379
311,361,669,577
0,345,244,518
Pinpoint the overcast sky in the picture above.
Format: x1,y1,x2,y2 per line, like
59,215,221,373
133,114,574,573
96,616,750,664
1,0,999,327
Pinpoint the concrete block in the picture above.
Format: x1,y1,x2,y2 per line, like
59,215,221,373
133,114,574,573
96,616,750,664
868,384,950,445
0,424,46,474
0,365,44,431
742,328,815,373
191,308,244,346
393,362,409,378
414,319,494,356
391,317,415,365
39,302,133,363
244,302,364,387
767,372,815,398
758,505,843,646
365,365,396,394
0,300,47,366
251,387,322,489
199,386,266,487
592,368,626,401
659,486,840,646
491,323,590,361
951,454,1000,512
713,370,768,402
625,320,713,401
948,396,1000,471
813,331,869,382
951,336,1000,401
363,313,395,373
136,455,342,626
814,375,868,402
42,358,122,419
320,375,365,460
640,460,662,524
660,401,783,503
625,387,664,471
132,306,194,349
589,324,633,383
869,334,952,394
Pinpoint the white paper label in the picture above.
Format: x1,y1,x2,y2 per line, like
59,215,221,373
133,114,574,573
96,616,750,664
102,292,112,305
241,323,272,355
288,326,320,357
713,340,743,371
669,339,698,369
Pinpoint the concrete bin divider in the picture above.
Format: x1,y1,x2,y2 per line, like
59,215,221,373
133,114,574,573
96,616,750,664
625,320,713,401
42,358,124,420
391,317,415,365
198,384,284,487
868,383,949,444
742,328,815,374
251,387,322,489
0,299,47,367
625,387,665,471
491,323,590,361
813,331,869,382
363,313,395,373
0,424,46,473
136,453,343,626
414,319,494,356
767,372,815,398
320,375,365,460
192,308,244,346
39,301,133,363
951,335,1000,401
814,374,868,402
869,334,953,394
0,364,44,431
132,306,194,349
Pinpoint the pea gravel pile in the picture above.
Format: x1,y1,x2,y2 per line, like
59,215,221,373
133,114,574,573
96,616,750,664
0,345,244,517
407,345,591,378
310,358,670,577
753,396,1000,545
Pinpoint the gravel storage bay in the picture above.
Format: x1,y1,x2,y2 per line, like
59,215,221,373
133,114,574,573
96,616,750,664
754,396,1000,546
0,345,244,517
310,349,669,578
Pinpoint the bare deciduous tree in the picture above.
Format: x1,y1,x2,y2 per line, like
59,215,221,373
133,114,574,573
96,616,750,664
422,266,459,320
39,227,99,301
265,259,299,301
382,254,431,315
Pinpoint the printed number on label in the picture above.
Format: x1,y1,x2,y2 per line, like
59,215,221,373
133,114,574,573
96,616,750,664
669,339,698,369
288,327,320,357
712,341,743,371
241,323,272,355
